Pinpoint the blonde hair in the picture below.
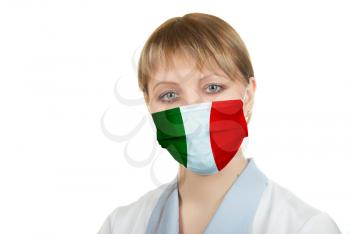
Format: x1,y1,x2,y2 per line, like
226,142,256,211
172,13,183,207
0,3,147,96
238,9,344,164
137,12,255,122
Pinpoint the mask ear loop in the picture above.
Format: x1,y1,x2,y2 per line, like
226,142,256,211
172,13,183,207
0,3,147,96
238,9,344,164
242,86,249,103
242,76,254,103
240,85,250,153
241,86,250,123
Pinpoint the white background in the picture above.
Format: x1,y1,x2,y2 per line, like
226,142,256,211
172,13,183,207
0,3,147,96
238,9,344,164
0,0,349,233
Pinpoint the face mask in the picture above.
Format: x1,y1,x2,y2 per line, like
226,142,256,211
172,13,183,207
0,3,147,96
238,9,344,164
151,88,249,175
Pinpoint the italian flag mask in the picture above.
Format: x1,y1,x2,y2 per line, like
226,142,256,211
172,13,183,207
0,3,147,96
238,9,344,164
151,98,248,175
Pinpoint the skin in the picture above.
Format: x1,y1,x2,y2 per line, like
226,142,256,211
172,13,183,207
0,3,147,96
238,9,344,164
144,52,257,234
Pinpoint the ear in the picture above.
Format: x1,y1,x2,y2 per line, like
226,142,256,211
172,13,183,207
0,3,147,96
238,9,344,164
244,77,256,121
248,76,256,93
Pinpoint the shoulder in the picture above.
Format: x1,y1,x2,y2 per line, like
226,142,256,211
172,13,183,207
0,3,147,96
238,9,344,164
298,212,341,234
97,179,173,234
252,179,341,234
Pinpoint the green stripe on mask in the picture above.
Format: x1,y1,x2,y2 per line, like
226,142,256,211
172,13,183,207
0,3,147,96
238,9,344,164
151,107,188,167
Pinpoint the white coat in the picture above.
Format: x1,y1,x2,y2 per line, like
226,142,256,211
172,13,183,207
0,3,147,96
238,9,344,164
97,158,341,234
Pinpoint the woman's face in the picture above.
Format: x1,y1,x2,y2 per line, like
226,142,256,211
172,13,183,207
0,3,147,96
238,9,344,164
145,54,256,116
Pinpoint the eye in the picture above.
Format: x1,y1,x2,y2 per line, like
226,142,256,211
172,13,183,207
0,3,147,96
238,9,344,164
205,83,224,94
159,90,179,103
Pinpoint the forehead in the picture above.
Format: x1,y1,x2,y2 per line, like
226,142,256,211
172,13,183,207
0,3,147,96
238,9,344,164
150,52,226,85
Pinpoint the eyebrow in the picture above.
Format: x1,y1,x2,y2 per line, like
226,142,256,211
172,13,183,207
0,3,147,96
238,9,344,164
151,73,227,91
152,81,178,92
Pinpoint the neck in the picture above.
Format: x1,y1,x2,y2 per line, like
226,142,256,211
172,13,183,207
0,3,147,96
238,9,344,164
177,149,248,205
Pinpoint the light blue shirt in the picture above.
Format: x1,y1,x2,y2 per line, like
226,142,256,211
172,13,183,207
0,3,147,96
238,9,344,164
146,157,268,234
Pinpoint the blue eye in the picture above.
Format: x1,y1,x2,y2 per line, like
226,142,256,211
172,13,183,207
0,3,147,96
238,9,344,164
205,84,224,94
159,91,179,103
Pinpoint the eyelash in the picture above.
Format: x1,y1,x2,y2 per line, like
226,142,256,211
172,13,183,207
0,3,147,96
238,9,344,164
205,83,225,94
158,90,179,103
158,83,225,103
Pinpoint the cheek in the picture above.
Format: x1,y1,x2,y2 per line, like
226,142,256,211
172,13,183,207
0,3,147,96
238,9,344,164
215,87,243,101
147,98,161,113
149,104,163,114
147,92,166,112
148,99,175,113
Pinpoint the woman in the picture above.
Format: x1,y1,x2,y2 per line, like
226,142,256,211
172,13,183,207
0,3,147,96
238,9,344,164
98,12,341,234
